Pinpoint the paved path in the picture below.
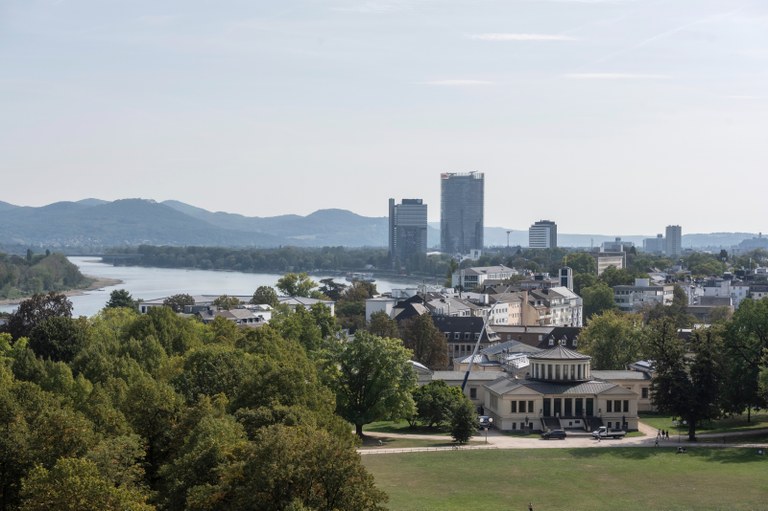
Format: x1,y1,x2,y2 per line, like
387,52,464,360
359,423,768,455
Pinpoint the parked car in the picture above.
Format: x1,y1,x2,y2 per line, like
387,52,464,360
541,429,567,440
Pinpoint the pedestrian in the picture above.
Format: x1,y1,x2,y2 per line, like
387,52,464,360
665,430,669,440
655,437,659,447
529,503,534,511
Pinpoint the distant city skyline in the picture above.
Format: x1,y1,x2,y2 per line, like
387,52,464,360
2,0,767,234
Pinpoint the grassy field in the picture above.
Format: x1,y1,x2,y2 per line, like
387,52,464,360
363,447,768,511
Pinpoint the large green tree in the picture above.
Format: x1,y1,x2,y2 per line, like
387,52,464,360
721,297,768,421
276,272,318,298
401,314,449,369
336,331,416,437
646,320,723,440
250,286,278,307
412,380,465,428
581,283,617,322
578,310,644,369
3,292,73,340
105,289,138,310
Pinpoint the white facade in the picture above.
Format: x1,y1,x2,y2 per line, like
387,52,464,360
452,265,518,290
613,279,674,312
703,279,750,309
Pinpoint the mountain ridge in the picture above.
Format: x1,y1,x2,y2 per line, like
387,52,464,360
0,198,758,250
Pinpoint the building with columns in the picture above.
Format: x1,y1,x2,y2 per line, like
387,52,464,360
481,345,639,433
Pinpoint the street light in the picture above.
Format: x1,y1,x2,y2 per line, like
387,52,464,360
484,417,494,443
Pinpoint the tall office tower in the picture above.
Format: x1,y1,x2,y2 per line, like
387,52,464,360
389,198,428,268
559,267,574,291
665,225,682,258
440,172,484,255
529,220,558,248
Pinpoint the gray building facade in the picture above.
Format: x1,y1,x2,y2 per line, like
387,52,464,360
389,198,428,269
440,172,484,255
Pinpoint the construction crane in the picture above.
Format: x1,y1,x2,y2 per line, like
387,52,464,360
461,302,499,393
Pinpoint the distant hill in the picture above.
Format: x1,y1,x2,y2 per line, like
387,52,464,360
0,198,757,251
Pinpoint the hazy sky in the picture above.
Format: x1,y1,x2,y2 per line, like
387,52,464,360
2,0,767,235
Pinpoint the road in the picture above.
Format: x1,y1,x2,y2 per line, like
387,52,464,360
358,422,768,455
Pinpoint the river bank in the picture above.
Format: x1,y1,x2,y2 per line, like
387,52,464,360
0,275,123,308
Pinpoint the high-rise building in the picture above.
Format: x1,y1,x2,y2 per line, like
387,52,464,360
440,172,484,255
665,225,682,258
529,220,558,248
643,234,665,254
389,198,428,269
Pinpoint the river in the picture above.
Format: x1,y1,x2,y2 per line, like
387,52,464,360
0,257,426,317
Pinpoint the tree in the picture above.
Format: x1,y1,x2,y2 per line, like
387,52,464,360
450,397,476,445
3,292,73,340
578,310,644,369
162,294,195,313
598,266,636,287
412,380,465,428
336,331,416,437
211,295,241,310
367,311,400,339
105,289,137,310
250,286,278,307
721,297,768,421
28,316,89,363
564,252,596,275
19,458,154,511
186,424,387,511
401,314,448,369
581,283,616,322
645,320,723,441
317,278,347,301
276,272,317,298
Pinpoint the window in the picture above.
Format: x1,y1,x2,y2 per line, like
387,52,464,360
511,401,517,413
464,332,471,340
470,387,477,399
528,400,534,413
453,332,460,340
519,400,526,413
614,400,621,412
642,387,649,399
607,401,613,413
623,400,629,413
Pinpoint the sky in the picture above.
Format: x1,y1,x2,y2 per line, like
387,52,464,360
2,0,767,235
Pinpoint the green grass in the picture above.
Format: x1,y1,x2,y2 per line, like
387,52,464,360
365,420,451,435
641,412,768,435
363,447,768,511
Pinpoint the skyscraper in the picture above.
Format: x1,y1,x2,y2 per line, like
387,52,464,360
529,220,558,248
665,225,682,258
440,172,484,255
389,198,428,269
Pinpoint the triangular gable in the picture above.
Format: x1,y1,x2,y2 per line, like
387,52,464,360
596,385,637,397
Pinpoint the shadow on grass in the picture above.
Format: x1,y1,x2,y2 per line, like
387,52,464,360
566,446,768,464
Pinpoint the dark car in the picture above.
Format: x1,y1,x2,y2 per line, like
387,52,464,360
541,429,567,440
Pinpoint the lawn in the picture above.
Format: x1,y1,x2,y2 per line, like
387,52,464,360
365,420,451,435
641,412,768,436
363,447,768,511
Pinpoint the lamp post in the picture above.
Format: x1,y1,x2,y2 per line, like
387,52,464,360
485,417,493,443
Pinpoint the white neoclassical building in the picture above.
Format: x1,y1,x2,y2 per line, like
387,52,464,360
482,346,639,433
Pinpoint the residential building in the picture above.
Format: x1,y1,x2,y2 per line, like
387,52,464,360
613,278,674,312
388,198,428,269
702,278,750,309
440,172,484,255
529,220,557,249
451,264,518,290
431,315,501,363
665,225,682,258
559,267,573,291
595,251,626,276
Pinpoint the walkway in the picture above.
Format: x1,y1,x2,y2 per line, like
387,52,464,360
358,423,768,455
